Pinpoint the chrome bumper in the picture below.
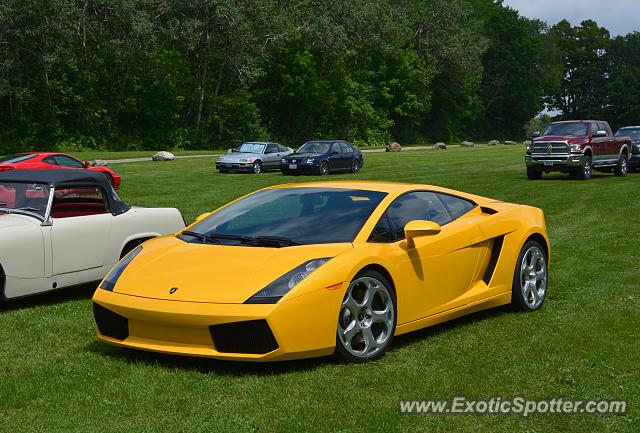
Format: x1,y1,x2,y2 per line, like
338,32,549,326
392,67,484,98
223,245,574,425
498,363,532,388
525,153,584,168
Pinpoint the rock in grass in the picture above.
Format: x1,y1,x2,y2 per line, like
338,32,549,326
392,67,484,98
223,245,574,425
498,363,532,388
505,140,517,145
385,142,402,152
488,140,499,145
461,141,475,147
152,151,175,161
523,140,532,146
90,160,108,167
433,142,447,150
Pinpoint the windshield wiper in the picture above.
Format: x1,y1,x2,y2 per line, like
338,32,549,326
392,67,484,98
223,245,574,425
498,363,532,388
180,230,221,244
252,236,300,247
204,233,256,243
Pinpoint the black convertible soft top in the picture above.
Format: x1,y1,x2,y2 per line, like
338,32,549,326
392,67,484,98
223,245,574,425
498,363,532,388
0,169,129,215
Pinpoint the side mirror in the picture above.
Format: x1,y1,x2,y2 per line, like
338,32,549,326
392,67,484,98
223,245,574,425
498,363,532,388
595,130,607,137
404,220,441,248
532,131,541,138
83,161,90,168
195,212,211,223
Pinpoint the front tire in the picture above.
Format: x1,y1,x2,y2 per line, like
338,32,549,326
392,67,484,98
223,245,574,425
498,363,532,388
614,153,628,177
319,161,329,176
335,270,396,362
252,161,262,174
351,159,361,173
511,240,548,311
526,167,542,180
576,155,592,180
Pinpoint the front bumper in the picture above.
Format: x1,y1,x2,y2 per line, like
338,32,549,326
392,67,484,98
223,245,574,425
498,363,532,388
280,162,319,175
215,161,254,172
525,153,585,171
92,284,345,361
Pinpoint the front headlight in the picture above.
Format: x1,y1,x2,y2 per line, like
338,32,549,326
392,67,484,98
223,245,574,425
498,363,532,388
570,144,582,152
100,246,142,291
281,158,286,163
239,158,255,163
526,143,532,152
244,258,332,304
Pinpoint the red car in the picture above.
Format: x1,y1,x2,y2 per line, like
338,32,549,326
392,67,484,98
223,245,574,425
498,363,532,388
0,152,121,189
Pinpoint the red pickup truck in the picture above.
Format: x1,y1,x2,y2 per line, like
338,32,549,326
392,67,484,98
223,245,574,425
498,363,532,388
525,120,632,180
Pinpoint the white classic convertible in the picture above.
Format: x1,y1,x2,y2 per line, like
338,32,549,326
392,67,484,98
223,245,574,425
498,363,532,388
0,170,185,299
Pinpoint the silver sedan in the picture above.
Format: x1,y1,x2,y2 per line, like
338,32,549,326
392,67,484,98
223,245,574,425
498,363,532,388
216,142,293,174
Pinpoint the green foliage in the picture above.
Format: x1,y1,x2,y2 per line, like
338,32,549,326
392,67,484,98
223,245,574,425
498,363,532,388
524,113,554,137
1,0,638,152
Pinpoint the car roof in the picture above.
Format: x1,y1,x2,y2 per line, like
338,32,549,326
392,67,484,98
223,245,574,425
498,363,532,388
303,140,347,143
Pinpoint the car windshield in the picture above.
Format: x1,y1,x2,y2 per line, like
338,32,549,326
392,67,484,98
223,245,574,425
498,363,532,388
616,128,640,139
0,153,37,163
237,143,266,154
0,182,50,219
184,188,387,246
542,123,588,137
298,142,332,154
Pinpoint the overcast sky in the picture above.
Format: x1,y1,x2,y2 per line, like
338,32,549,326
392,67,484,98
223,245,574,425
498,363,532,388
502,0,640,36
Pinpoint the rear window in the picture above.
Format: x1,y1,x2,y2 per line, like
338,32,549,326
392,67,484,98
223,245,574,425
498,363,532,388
0,153,37,163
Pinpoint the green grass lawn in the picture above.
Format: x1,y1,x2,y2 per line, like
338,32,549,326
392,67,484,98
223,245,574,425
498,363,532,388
1,145,638,432
69,150,220,162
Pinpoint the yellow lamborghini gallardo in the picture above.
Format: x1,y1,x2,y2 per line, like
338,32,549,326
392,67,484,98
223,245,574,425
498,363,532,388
92,181,550,362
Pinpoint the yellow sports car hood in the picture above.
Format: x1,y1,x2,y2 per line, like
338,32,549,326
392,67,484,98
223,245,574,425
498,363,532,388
113,236,353,303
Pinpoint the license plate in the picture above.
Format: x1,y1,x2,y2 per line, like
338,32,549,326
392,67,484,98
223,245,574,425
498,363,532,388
289,164,297,169
543,161,554,166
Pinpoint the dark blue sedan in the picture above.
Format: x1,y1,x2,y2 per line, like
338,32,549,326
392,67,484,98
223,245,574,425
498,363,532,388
280,140,364,175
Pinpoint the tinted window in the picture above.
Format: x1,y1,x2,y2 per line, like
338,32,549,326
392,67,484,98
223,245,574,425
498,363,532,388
386,192,452,240
0,153,37,163
266,143,278,153
330,143,341,154
543,123,588,136
53,155,84,168
590,123,598,135
438,193,475,219
237,143,266,154
368,215,394,243
616,128,640,139
340,143,354,153
188,188,387,245
597,123,608,135
278,144,288,152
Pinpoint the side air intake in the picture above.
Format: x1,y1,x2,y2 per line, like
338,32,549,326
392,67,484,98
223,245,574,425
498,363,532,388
483,236,504,284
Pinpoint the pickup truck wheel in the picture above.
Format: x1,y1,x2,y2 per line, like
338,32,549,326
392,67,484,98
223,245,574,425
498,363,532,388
614,153,628,177
526,167,542,180
511,240,548,311
576,155,592,180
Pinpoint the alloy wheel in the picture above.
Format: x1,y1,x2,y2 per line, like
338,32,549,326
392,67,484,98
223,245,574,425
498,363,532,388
519,245,547,309
338,276,395,359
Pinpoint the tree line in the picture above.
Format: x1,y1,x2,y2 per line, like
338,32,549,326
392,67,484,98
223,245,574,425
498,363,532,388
0,0,639,152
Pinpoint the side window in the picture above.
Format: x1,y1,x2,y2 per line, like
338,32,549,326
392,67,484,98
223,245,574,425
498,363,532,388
266,143,278,154
437,193,475,219
368,215,394,243
386,192,452,239
330,143,341,154
51,187,109,218
590,123,598,136
43,156,59,166
597,123,608,135
53,155,84,168
340,143,353,153
278,144,288,152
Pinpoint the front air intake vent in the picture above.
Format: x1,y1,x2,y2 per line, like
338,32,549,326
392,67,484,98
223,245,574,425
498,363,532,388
483,236,504,284
93,302,129,340
210,320,279,354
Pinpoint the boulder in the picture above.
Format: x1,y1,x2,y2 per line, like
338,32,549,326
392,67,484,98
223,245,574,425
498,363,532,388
90,160,108,167
523,140,532,146
385,142,402,152
461,141,475,147
488,140,499,146
505,140,517,145
433,142,447,150
152,151,175,161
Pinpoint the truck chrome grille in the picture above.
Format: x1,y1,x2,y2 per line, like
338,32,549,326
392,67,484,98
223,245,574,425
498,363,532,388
532,141,569,155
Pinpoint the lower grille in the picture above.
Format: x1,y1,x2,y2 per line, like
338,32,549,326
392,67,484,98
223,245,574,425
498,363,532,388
532,141,569,154
93,303,129,340
209,320,278,354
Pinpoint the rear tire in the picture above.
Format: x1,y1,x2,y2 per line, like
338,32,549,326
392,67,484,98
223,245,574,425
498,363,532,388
526,167,542,180
335,270,396,363
511,240,548,311
614,153,628,177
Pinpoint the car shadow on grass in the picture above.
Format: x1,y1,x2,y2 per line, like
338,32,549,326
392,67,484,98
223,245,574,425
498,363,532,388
0,282,97,312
